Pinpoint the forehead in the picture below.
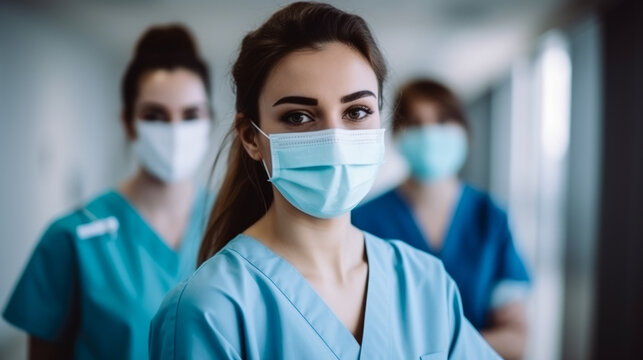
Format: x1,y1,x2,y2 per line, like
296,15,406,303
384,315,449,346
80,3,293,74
407,97,440,114
137,68,207,106
259,42,378,103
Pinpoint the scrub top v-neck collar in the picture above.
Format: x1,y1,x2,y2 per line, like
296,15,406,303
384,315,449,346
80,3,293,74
392,183,467,260
226,233,392,360
106,189,203,277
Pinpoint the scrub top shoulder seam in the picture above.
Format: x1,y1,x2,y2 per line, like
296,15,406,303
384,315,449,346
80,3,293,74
170,281,192,360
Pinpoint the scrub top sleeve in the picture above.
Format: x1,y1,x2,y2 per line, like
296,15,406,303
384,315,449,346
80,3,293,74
2,221,79,342
490,218,531,310
445,275,501,359
149,284,242,360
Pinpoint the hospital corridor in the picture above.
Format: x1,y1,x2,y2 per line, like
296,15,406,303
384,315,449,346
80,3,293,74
0,0,641,359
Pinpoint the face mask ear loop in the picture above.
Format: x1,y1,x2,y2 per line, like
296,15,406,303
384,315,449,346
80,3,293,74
249,120,272,182
260,159,272,182
250,120,270,139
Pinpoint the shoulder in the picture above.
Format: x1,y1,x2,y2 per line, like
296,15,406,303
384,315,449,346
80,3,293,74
16,190,120,276
461,184,510,229
357,188,400,211
38,209,87,247
353,188,402,220
151,237,256,352
31,190,127,259
162,237,255,317
47,190,120,239
2,194,119,340
151,271,244,360
464,184,506,215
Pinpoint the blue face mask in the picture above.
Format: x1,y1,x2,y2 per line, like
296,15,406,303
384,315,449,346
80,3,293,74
252,122,385,218
397,124,467,182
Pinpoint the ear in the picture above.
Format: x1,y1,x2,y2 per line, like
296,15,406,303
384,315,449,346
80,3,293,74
121,110,137,141
236,113,264,161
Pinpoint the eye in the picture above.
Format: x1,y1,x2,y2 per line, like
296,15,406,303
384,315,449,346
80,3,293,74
183,108,200,121
408,117,422,126
280,111,314,125
344,106,373,121
141,109,167,122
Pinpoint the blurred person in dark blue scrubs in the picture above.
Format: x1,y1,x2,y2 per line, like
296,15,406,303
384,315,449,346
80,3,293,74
352,79,530,360
3,24,213,359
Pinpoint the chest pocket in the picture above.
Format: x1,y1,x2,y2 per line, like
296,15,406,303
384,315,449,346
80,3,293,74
420,351,447,360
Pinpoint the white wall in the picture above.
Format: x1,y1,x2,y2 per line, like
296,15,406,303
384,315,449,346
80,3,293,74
0,4,126,358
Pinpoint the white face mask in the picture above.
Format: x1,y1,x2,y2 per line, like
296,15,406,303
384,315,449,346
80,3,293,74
133,120,211,183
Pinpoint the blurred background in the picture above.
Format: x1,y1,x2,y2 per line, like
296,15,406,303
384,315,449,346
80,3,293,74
1,0,641,359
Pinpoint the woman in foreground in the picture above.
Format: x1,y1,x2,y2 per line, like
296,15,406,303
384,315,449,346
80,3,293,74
150,3,500,359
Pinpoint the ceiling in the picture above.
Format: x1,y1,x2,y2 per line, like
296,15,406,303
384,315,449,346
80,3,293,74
9,0,589,101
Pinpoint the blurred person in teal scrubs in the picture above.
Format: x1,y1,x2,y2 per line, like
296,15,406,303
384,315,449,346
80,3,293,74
3,24,213,359
352,79,531,360
149,3,500,359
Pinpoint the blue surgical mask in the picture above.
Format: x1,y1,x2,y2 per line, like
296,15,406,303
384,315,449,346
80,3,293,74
252,122,385,218
397,124,467,182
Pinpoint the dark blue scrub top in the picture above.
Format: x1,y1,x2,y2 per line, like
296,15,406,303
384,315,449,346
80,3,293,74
351,184,530,330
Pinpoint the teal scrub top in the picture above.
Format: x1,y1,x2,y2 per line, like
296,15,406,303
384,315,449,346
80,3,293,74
149,232,500,359
3,189,210,359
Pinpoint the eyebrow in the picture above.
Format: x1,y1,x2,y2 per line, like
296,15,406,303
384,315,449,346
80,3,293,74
138,101,166,109
272,90,376,107
139,101,208,110
273,96,317,107
341,90,376,103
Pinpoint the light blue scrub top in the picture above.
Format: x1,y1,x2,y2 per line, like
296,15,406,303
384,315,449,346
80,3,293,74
3,189,210,359
149,232,500,359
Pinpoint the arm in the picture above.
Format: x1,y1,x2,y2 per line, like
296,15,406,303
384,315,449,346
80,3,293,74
481,301,528,360
29,336,74,360
3,220,79,359
482,212,530,359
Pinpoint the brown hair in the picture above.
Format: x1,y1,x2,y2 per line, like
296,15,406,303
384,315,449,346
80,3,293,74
391,79,468,134
197,2,387,265
121,24,212,125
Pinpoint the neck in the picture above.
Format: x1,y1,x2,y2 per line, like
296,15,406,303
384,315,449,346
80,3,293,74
119,168,194,214
248,193,363,281
401,176,460,207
